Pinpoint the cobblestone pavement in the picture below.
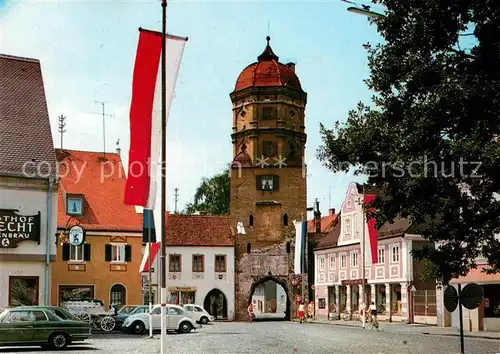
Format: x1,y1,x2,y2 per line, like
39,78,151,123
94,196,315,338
1,322,499,354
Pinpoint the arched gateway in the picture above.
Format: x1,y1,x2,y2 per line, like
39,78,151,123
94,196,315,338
249,276,291,320
229,37,308,321
204,288,228,320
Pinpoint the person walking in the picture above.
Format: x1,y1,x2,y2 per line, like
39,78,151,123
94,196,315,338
247,302,254,323
298,302,305,323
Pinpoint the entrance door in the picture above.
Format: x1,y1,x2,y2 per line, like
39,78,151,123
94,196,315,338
204,289,228,319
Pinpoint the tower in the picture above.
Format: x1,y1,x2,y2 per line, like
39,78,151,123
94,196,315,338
230,37,307,320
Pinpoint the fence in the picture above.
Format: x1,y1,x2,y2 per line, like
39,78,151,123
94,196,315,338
413,290,437,324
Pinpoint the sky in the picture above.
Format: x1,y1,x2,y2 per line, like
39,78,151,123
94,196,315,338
0,0,383,218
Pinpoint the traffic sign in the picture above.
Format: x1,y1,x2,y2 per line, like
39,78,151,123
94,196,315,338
461,283,483,310
444,286,459,313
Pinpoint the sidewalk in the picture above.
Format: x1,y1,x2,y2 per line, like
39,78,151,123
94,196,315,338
298,318,500,340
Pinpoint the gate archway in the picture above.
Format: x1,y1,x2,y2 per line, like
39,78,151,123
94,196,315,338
249,276,291,321
204,288,228,320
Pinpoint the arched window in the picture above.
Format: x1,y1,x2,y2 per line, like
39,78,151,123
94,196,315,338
110,284,126,309
249,214,254,227
247,243,251,253
286,241,291,254
283,213,288,226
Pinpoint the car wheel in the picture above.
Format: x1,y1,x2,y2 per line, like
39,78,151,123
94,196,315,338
200,316,209,324
179,321,192,333
131,321,145,335
50,333,69,350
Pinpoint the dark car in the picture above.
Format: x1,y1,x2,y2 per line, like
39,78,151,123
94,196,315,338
114,305,149,328
0,306,91,350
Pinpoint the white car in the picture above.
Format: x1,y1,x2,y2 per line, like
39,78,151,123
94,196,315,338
121,304,200,335
182,304,214,324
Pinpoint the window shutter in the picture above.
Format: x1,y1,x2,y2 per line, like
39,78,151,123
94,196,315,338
83,244,91,261
273,175,280,190
62,243,70,261
104,244,112,262
125,245,132,262
256,175,262,190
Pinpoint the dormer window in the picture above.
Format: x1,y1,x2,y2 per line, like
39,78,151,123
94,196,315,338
67,196,83,216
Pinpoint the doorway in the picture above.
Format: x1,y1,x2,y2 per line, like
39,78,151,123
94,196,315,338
204,288,228,320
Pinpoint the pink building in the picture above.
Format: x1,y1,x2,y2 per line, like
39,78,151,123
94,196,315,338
313,183,437,324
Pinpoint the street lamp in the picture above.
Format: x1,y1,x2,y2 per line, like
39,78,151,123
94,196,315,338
347,6,385,18
354,186,367,329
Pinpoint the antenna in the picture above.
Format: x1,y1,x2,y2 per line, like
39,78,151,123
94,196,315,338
329,186,332,209
174,187,179,214
88,101,115,158
267,21,271,37
57,115,67,150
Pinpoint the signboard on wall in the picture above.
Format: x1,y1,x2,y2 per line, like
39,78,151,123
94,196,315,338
0,209,41,248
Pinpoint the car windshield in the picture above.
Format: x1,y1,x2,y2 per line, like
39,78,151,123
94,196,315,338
50,307,80,321
129,306,146,315
0,310,8,321
118,305,135,314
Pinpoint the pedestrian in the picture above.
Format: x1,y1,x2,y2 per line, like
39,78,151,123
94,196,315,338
247,302,254,323
308,301,314,321
298,302,305,323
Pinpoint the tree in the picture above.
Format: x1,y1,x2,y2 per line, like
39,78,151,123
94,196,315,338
318,0,500,284
185,169,230,215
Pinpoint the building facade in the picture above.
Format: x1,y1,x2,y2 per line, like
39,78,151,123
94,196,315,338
148,214,236,320
314,183,437,324
0,54,58,309
51,149,143,310
230,37,308,321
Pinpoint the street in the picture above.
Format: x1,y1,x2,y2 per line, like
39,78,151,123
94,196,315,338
1,322,498,354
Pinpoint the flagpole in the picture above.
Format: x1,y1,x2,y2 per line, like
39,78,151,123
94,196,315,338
148,211,153,338
160,0,168,352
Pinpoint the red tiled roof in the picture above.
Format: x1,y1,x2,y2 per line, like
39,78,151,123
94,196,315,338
234,37,302,92
0,54,56,178
307,211,337,233
56,149,142,232
166,214,234,247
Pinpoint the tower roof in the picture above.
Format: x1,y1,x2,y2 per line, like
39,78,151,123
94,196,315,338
234,37,302,92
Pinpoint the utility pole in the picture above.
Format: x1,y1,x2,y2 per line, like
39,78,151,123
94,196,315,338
174,187,179,214
58,115,66,150
356,185,367,328
88,101,114,158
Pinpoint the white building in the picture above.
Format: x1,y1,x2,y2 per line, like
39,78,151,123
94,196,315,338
0,54,58,308
251,280,287,315
141,214,235,320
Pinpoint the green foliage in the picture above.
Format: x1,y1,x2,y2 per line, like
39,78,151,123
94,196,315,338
184,169,230,215
318,1,500,284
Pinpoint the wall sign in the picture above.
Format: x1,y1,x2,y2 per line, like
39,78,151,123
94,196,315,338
0,209,41,248
69,225,85,246
341,279,364,286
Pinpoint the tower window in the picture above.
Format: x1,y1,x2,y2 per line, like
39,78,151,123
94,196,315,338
247,243,251,253
263,141,275,157
249,214,254,227
256,175,279,191
286,241,291,254
283,213,288,226
262,106,276,120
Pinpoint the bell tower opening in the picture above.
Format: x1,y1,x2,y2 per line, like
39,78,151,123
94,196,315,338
230,37,308,321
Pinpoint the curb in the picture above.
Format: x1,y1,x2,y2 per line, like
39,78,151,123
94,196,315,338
306,320,500,340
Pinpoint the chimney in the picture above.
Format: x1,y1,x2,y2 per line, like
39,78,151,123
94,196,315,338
329,208,336,216
314,198,321,233
116,139,121,155
286,62,295,72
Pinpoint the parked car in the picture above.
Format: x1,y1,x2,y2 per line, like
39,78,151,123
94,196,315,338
182,304,214,324
0,306,91,350
121,304,200,335
114,305,149,328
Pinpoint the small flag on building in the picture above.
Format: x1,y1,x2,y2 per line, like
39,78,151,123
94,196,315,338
294,220,307,275
364,193,378,264
139,242,160,273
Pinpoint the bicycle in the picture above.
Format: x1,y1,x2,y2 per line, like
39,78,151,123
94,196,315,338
367,315,379,331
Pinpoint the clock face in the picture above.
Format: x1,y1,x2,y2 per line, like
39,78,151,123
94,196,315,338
69,225,84,246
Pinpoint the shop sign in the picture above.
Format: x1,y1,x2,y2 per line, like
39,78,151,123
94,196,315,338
0,209,41,248
168,286,197,292
341,279,363,286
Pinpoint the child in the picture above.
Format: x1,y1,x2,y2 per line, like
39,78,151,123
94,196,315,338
298,302,305,323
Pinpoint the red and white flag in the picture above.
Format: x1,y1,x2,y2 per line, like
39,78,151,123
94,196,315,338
124,28,187,208
364,193,378,264
140,242,161,273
